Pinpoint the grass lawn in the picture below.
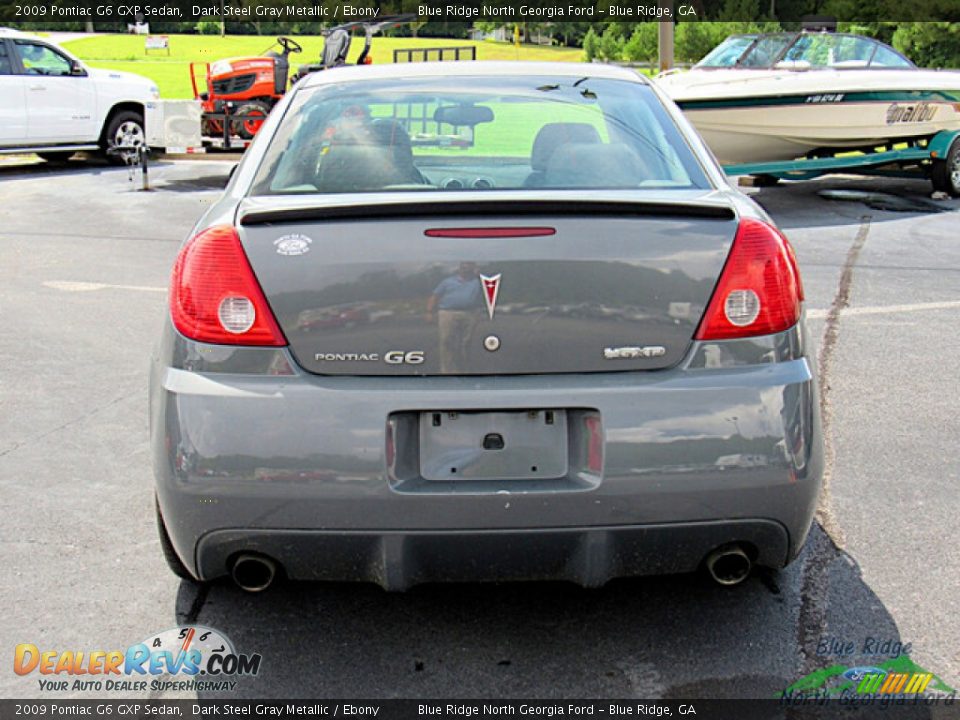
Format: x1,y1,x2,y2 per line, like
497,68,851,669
62,34,585,99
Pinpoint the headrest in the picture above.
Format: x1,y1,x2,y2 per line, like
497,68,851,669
530,123,601,172
315,144,408,193
314,120,418,192
543,143,649,188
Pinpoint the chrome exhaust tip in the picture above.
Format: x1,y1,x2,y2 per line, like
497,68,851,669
230,554,277,592
705,544,752,586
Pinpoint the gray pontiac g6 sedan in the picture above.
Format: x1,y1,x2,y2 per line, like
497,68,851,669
150,62,822,592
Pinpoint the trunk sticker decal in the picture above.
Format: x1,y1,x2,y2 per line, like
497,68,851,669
274,234,312,256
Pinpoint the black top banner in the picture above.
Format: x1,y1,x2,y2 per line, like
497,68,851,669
0,0,958,23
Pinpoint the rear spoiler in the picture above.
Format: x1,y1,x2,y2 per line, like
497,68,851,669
240,199,736,226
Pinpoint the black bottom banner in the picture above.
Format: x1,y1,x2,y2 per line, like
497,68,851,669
3,699,960,720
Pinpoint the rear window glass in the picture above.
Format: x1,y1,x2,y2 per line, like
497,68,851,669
251,75,710,195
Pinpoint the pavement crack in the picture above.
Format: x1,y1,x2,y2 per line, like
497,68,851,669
179,582,211,625
0,391,138,459
796,215,870,677
3,230,177,243
816,214,870,545
797,526,844,676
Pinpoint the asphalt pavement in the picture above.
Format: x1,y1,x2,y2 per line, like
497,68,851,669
0,156,957,699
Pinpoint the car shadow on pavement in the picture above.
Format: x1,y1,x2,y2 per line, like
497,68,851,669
172,524,920,701
750,176,960,231
0,156,120,178
156,173,232,192
0,157,230,185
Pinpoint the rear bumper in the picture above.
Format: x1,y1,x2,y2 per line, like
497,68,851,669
198,521,788,590
150,321,823,587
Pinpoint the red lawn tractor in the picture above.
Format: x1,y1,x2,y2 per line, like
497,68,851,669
189,17,415,142
189,36,301,140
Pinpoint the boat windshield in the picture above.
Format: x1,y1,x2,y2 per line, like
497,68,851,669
697,35,757,67
696,33,915,70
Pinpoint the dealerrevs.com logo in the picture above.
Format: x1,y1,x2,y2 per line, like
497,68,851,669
14,626,261,693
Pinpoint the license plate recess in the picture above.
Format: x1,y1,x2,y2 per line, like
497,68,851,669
418,410,568,481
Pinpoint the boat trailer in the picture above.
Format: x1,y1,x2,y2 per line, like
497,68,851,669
723,129,960,197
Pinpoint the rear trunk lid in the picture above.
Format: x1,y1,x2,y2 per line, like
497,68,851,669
237,193,738,376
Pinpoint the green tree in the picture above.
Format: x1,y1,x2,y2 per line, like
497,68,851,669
598,23,624,61
622,23,658,64
718,0,765,21
893,22,960,68
675,21,719,63
582,27,600,61
195,17,221,35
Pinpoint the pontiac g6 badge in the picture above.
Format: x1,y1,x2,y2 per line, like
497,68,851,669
480,273,502,319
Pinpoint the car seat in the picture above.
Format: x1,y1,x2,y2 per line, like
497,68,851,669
314,118,424,192
543,143,651,188
524,123,602,187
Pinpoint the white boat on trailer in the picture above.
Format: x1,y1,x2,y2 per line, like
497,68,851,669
656,31,960,195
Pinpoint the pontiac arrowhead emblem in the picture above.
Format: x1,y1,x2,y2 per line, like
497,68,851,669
480,273,502,320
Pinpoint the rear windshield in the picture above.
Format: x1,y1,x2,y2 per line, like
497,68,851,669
251,75,710,195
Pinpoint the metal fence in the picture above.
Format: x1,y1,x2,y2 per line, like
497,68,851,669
393,47,477,63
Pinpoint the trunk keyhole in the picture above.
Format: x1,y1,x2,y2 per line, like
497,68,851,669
482,433,505,451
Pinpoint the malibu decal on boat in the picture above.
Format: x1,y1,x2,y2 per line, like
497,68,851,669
887,103,937,124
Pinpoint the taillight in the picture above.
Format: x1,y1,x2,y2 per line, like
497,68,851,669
169,225,286,346
694,218,802,341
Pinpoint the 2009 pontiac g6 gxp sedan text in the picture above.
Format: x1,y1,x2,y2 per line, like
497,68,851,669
150,62,822,592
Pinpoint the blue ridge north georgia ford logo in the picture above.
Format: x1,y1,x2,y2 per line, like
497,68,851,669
274,234,313,256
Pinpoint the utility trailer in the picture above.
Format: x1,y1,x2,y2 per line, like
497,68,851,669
146,96,258,154
724,129,960,197
145,99,205,155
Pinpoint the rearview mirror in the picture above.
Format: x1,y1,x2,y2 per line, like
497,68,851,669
69,60,87,77
433,104,494,127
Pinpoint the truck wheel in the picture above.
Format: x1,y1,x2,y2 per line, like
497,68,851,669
102,110,145,165
156,500,197,581
931,137,960,197
232,101,271,140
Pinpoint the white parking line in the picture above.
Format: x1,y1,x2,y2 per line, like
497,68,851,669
807,300,960,320
43,280,166,293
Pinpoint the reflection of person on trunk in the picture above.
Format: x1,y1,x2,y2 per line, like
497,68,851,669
426,262,481,373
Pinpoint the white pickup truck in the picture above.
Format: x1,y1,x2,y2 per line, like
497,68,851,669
0,29,159,162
